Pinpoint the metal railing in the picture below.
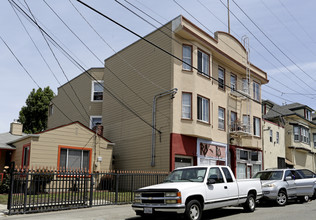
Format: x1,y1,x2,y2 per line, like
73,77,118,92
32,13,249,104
7,165,168,215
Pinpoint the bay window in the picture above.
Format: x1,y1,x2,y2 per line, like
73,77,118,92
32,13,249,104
253,117,261,137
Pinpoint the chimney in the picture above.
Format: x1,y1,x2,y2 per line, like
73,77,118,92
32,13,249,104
10,120,23,136
92,123,103,137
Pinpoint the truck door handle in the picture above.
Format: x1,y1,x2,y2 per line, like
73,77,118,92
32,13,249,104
224,186,228,189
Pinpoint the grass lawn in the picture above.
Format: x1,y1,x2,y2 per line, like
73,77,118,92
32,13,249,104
0,194,8,205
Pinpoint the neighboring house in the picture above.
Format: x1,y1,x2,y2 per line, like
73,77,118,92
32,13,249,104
47,15,268,178
1,121,114,173
262,119,287,169
263,100,316,171
47,67,104,130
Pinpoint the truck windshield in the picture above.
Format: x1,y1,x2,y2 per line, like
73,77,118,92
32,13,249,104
253,171,283,180
164,167,207,182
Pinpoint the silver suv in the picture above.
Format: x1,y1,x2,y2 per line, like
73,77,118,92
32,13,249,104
253,169,316,206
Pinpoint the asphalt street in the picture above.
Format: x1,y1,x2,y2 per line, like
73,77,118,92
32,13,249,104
1,200,316,220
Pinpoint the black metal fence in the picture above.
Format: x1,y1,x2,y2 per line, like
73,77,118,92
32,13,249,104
7,167,168,215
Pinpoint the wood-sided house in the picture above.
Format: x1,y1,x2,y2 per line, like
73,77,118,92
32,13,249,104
0,121,114,173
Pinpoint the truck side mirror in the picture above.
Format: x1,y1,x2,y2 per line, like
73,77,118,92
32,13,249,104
207,178,216,185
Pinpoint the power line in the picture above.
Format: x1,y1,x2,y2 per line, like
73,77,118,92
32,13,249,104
230,0,316,83
11,0,91,125
218,0,316,94
128,0,315,101
75,0,316,129
10,0,161,133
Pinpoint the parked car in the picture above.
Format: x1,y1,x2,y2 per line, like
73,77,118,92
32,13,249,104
296,169,316,199
132,165,262,220
253,169,316,206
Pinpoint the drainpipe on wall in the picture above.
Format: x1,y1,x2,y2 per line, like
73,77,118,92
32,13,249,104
151,88,178,167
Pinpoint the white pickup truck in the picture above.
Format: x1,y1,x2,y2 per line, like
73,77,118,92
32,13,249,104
132,165,263,220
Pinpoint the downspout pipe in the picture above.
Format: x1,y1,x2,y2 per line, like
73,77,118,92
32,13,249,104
151,88,178,167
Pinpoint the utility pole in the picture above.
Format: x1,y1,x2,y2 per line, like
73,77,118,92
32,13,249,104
227,0,231,34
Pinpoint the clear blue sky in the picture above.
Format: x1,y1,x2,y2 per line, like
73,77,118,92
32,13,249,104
1,0,316,133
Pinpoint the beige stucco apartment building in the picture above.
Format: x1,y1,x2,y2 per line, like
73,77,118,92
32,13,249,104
263,100,316,171
48,16,268,178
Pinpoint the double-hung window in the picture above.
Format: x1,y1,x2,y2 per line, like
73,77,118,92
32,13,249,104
90,116,102,129
218,67,225,90
253,117,261,137
269,130,273,142
230,74,237,91
59,146,91,171
243,115,250,132
91,80,104,101
294,126,300,141
197,49,209,76
182,45,192,71
253,81,260,101
276,131,279,144
182,93,192,119
231,111,237,131
242,78,249,94
218,107,225,130
305,109,311,121
197,96,209,123
293,125,310,144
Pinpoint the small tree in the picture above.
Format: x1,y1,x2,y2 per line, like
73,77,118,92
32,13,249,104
18,87,54,134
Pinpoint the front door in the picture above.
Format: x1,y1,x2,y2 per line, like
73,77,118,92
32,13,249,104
284,170,296,197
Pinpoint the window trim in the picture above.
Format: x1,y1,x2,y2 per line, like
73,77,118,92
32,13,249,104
269,130,273,143
197,95,210,124
91,80,104,102
90,116,102,129
197,48,210,77
182,44,193,71
218,66,225,91
276,131,279,144
230,111,237,131
242,78,249,94
294,125,310,144
243,114,250,133
57,145,92,173
253,80,261,101
22,143,31,168
230,73,237,91
253,116,261,137
181,92,192,120
218,106,226,131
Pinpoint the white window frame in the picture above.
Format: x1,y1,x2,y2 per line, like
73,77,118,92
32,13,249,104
90,116,102,129
91,80,104,102
218,67,225,90
182,93,192,119
218,107,225,130
269,130,273,142
182,45,192,71
230,74,237,91
253,81,260,101
242,78,249,94
243,115,250,133
197,49,210,76
253,117,260,137
60,148,90,171
197,96,209,123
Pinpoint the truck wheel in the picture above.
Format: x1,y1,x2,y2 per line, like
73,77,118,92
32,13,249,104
243,193,256,212
298,196,309,203
276,190,287,206
185,200,202,220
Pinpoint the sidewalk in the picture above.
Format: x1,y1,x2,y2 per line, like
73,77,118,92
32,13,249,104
0,204,137,219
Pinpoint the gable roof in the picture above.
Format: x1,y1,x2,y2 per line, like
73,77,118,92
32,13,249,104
0,132,28,150
36,121,112,143
263,100,316,125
